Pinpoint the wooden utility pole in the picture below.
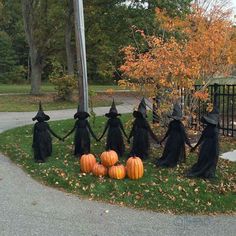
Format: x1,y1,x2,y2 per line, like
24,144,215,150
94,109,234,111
73,0,89,112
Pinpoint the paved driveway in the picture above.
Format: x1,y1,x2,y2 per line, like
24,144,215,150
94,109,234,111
0,103,235,236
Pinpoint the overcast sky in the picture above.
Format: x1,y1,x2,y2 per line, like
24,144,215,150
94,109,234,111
126,0,236,16
232,0,236,13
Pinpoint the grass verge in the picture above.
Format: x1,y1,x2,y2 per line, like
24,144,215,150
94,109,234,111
0,114,235,215
0,83,125,94
0,93,122,112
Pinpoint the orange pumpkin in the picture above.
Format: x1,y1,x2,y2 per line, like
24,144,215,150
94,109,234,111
92,163,108,177
109,164,126,180
100,150,118,167
126,156,144,180
80,154,97,173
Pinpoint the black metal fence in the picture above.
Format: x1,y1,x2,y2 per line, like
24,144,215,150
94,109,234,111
153,84,236,137
193,84,236,137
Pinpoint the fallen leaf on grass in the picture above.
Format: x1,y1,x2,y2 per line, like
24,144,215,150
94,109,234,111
31,201,37,206
82,186,88,191
135,194,143,200
178,186,183,191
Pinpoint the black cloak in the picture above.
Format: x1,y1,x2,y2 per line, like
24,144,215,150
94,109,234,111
156,103,192,168
32,102,61,163
128,98,159,160
156,120,192,167
186,116,219,179
64,108,98,157
99,100,127,156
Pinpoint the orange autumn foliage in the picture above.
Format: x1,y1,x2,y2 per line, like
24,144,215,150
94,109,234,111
193,91,209,101
120,3,234,116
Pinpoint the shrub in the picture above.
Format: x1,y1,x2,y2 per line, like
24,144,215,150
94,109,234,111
49,59,77,101
50,74,77,101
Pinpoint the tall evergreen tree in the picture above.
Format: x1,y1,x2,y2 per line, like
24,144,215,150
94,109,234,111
0,31,22,83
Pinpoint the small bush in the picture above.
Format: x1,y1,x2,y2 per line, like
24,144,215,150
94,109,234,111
50,75,77,101
49,59,77,101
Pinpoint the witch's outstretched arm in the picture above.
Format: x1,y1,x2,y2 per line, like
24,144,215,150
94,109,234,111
185,134,192,148
191,133,204,151
98,121,109,140
147,122,159,143
63,123,76,140
87,121,98,141
181,125,192,148
119,120,128,139
159,128,170,145
48,125,62,140
127,124,135,143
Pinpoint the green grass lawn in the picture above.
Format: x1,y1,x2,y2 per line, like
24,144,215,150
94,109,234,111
0,83,125,94
0,83,126,112
0,83,55,94
0,93,120,112
0,114,235,214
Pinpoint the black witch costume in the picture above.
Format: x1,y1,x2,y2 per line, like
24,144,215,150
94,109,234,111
186,107,220,179
156,103,192,168
98,99,127,157
63,106,98,157
128,98,159,160
32,102,62,163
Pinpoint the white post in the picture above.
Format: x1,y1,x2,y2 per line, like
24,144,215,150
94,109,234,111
73,0,89,112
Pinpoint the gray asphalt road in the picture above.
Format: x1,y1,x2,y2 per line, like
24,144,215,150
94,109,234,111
0,101,235,236
0,153,235,236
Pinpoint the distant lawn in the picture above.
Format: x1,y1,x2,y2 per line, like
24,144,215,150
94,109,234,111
0,83,126,94
0,93,122,112
0,114,235,215
0,83,55,94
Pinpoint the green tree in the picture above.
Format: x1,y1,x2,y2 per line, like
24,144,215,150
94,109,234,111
0,0,27,81
0,31,24,83
64,0,75,76
21,0,66,94
1,0,192,87
83,0,192,82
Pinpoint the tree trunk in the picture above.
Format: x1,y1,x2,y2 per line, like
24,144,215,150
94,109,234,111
30,47,42,94
21,0,42,95
65,0,74,75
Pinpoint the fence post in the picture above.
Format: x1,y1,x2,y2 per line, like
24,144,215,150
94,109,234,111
213,83,219,109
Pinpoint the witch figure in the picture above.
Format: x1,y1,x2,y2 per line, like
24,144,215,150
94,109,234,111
128,98,159,160
156,103,192,168
32,102,62,163
186,106,220,179
63,105,98,158
98,99,127,156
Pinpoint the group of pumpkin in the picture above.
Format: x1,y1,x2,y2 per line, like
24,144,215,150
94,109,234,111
80,150,144,180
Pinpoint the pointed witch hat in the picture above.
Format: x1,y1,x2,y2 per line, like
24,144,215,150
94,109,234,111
32,101,50,121
74,104,90,119
168,102,182,120
201,84,220,125
201,86,220,125
105,99,121,117
133,97,147,118
201,106,219,125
